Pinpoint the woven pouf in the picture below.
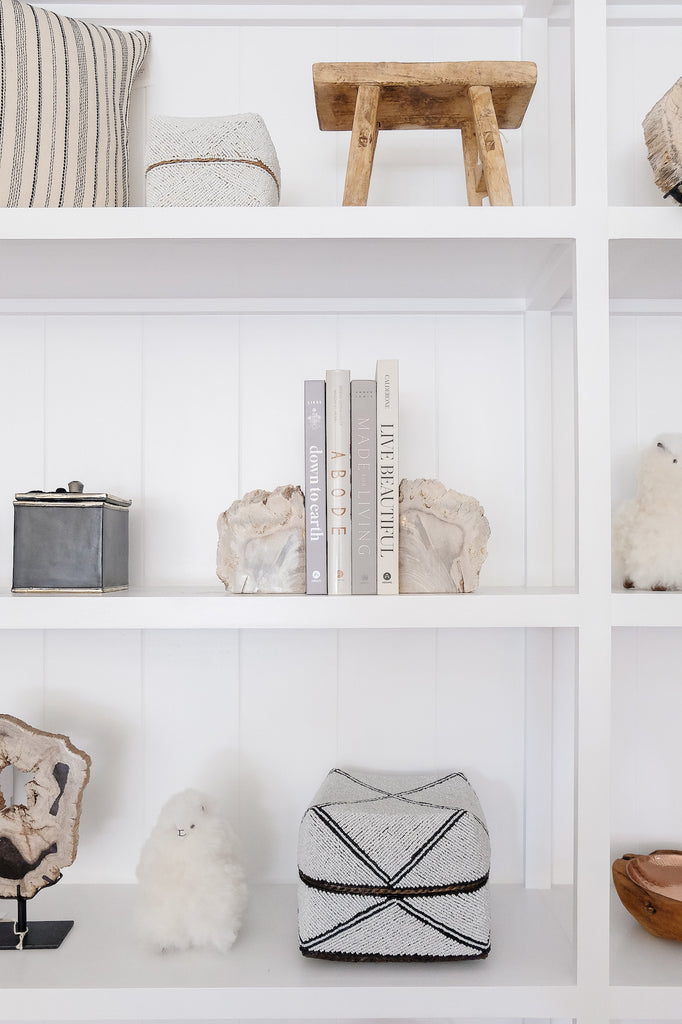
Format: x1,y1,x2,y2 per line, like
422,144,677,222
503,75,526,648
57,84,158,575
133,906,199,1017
145,114,281,207
297,768,491,962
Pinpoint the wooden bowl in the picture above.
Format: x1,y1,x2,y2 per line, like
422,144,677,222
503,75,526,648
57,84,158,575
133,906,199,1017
613,851,682,940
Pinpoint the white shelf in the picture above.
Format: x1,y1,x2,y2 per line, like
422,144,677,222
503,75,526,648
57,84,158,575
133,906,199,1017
0,209,576,304
1,587,580,629
612,591,682,628
0,206,579,241
610,886,682,1018
0,882,576,1021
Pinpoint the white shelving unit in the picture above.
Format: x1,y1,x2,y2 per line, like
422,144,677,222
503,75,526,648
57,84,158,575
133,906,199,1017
1,0,682,1022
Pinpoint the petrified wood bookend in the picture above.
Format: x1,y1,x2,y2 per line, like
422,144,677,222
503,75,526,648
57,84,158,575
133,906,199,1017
399,478,490,593
312,61,537,206
216,485,306,594
0,715,91,900
643,78,682,202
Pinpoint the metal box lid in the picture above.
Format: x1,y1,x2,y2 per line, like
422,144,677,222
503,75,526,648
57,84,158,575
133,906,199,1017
14,480,131,508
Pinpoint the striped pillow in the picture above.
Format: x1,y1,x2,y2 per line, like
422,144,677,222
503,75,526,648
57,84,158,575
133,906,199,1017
0,0,150,207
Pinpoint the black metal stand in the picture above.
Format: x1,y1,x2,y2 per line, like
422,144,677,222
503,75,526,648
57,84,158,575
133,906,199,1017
0,881,73,950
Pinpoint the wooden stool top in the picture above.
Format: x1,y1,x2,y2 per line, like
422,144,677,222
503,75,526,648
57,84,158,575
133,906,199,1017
313,61,537,132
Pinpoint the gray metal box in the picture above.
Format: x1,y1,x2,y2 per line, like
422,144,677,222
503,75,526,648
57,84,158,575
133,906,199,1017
12,484,131,593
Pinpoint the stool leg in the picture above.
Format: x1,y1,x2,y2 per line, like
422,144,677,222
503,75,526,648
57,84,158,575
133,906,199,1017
468,85,513,206
461,121,485,206
343,83,380,207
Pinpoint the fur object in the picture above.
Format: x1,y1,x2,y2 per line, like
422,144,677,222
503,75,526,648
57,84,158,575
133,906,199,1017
135,788,248,953
613,434,682,590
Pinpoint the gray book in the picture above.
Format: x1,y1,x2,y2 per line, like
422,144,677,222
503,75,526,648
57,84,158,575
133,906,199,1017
304,380,327,594
351,380,377,595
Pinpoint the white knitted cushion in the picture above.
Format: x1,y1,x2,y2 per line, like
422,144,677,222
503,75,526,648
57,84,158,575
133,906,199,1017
297,768,491,962
145,113,280,207
0,0,149,207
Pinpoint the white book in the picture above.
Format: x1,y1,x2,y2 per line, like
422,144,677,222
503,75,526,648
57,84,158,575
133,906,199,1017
376,359,399,594
325,368,352,595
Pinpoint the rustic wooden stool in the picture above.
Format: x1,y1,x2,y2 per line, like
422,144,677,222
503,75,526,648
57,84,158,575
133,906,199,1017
312,61,537,207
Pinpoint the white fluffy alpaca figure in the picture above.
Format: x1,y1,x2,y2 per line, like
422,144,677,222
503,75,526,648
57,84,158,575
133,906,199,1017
613,433,682,590
135,788,248,953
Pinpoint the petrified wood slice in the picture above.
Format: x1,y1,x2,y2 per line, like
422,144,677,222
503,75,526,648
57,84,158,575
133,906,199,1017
613,851,682,941
216,484,306,594
643,78,682,200
398,478,490,594
0,715,91,899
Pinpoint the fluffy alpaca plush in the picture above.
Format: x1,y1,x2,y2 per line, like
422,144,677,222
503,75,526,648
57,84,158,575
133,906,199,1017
613,433,682,590
135,788,248,953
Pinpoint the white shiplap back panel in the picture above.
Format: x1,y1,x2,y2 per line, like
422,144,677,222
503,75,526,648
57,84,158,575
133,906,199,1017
337,314,438,481
239,315,337,495
435,628,526,884
337,628,437,773
0,316,44,590
607,25,682,206
612,628,682,855
0,631,45,726
142,315,240,587
611,316,682,521
43,315,144,580
436,314,525,587
551,627,575,885
610,316,639,518
551,313,576,588
547,23,573,206
43,630,143,883
143,27,241,120
141,629,240,846
239,26,338,208
239,629,337,884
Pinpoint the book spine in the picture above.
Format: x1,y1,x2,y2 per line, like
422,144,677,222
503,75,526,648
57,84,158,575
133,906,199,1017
304,380,327,594
351,380,377,595
325,369,352,595
376,359,399,594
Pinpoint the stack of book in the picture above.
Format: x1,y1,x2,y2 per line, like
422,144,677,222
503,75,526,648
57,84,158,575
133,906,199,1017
304,360,399,596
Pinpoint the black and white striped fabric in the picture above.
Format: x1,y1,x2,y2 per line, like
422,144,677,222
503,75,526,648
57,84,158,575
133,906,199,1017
298,768,491,961
0,0,149,206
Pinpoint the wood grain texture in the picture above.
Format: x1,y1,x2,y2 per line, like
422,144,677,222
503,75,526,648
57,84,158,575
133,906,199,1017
343,83,380,206
613,853,682,941
313,61,537,131
469,85,514,206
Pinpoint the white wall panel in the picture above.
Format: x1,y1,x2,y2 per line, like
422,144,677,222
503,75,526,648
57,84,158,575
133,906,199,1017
611,316,682,534
141,628,240,842
612,629,682,856
239,629,337,883
551,627,575,886
0,317,44,590
43,630,143,883
239,26,338,208
142,315,239,586
435,628,526,884
337,628,437,772
144,27,241,120
239,314,337,494
0,630,45,725
437,314,525,587
551,314,576,589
